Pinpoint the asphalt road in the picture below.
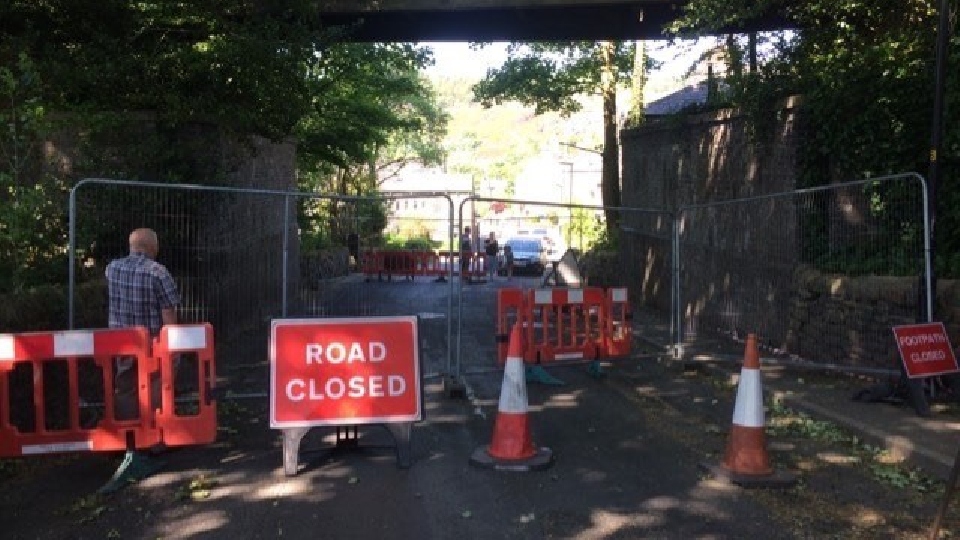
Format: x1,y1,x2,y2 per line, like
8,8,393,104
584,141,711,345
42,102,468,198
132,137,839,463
2,275,796,539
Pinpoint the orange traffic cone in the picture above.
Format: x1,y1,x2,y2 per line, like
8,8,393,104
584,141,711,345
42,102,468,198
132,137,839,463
701,333,795,487
470,323,554,471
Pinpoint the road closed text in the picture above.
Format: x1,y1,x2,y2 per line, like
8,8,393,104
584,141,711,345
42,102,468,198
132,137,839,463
286,341,407,401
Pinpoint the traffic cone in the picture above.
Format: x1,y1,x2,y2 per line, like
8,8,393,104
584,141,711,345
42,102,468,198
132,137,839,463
470,323,554,471
700,333,795,487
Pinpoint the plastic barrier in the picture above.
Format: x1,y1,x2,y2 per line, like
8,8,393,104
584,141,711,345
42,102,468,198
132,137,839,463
362,249,448,281
466,253,488,280
525,287,605,363
496,288,527,365
360,249,381,280
417,251,439,278
604,287,633,357
0,325,217,457
494,287,633,365
152,324,217,446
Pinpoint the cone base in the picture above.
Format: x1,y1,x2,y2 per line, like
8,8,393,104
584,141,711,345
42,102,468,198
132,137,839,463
469,445,554,472
699,462,796,488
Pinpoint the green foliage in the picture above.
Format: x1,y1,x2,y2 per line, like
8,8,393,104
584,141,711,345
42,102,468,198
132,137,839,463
382,235,437,251
0,52,70,293
298,197,388,251
671,0,960,277
2,4,447,287
566,208,606,251
296,43,444,173
473,42,635,114
1,0,332,141
471,41,646,233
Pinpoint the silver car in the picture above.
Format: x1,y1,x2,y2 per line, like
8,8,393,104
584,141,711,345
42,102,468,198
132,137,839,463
501,236,549,275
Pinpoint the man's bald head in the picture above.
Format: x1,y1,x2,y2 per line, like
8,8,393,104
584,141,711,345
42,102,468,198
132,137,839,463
129,228,159,258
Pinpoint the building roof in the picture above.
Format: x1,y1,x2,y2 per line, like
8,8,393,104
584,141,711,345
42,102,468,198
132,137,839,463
645,82,716,117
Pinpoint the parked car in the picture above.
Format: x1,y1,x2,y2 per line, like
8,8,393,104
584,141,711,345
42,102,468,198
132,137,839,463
516,227,565,261
500,236,549,276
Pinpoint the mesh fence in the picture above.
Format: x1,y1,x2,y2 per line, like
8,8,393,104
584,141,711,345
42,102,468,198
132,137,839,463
452,197,674,377
676,174,929,372
69,180,457,390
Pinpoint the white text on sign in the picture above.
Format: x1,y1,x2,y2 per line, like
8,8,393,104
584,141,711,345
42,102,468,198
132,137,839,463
306,341,386,364
898,333,949,347
288,340,406,401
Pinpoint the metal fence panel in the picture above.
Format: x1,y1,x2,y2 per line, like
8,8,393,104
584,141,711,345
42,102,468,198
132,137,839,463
69,179,457,390
676,174,929,372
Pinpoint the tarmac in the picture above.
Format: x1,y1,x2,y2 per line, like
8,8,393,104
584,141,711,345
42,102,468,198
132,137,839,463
629,306,960,484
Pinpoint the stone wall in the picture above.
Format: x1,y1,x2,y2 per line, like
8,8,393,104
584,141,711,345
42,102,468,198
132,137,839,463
616,99,950,370
619,99,801,313
20,117,298,366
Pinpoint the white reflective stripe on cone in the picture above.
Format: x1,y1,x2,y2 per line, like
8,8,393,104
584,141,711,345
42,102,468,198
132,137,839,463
0,334,13,361
731,369,765,428
498,358,529,414
54,331,94,357
167,325,207,350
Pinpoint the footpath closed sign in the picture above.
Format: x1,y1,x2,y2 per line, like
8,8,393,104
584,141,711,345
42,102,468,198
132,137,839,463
270,316,422,428
893,322,959,378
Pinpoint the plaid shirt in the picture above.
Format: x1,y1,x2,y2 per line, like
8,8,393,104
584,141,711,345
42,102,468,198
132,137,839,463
106,252,179,337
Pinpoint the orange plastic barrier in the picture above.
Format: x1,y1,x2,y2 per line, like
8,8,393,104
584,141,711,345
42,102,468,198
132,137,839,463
526,287,605,363
0,325,217,457
462,253,487,280
494,287,633,365
360,249,381,280
604,287,633,357
496,288,527,365
418,251,446,278
363,249,448,281
152,324,217,446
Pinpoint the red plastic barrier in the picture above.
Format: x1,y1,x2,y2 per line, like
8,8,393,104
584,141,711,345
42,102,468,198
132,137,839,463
496,288,527,365
465,253,487,280
361,249,381,280
604,287,633,357
0,327,155,456
0,325,218,457
525,287,605,363
152,324,217,446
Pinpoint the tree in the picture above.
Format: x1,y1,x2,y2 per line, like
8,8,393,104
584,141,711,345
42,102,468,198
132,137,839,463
0,1,448,278
671,0,960,274
293,42,447,248
472,42,640,234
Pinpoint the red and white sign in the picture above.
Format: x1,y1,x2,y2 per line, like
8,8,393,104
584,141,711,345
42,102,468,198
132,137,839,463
893,322,959,378
270,316,422,428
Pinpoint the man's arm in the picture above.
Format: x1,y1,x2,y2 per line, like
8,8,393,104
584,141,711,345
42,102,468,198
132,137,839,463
155,266,181,327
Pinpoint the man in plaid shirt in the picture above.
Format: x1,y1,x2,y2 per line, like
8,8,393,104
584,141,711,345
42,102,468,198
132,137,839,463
99,228,180,494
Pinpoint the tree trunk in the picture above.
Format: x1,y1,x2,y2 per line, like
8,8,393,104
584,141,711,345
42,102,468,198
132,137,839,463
599,41,621,235
627,40,646,128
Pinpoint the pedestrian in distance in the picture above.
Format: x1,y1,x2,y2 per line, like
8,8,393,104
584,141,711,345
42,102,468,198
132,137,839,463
503,244,514,280
99,227,180,495
460,226,473,283
483,231,499,282
347,231,360,271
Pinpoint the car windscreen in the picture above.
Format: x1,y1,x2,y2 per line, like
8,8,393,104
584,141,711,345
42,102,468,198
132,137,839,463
507,240,540,252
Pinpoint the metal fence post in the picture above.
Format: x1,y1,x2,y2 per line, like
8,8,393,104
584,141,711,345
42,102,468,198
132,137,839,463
282,194,291,318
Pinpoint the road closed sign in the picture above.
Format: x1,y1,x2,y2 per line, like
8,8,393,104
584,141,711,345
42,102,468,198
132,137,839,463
893,322,959,378
270,316,422,428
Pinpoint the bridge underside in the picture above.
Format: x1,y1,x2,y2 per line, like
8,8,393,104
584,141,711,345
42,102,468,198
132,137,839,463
318,2,790,42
